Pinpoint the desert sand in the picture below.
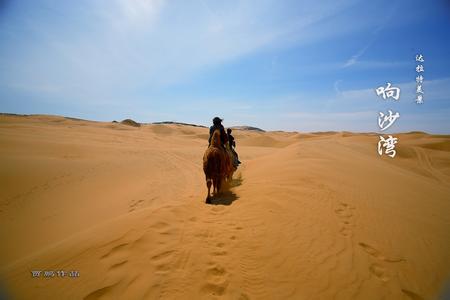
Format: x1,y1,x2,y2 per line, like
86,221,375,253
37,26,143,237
1,114,449,299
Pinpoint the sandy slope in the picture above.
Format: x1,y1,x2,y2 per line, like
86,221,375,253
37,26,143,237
1,114,450,299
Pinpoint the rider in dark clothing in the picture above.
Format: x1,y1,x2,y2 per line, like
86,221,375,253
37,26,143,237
227,130,235,148
227,128,241,165
208,117,227,148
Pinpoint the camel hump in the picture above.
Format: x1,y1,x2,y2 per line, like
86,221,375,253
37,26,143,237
210,129,222,148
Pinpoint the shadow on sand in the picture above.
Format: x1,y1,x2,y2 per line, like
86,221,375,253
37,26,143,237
206,175,243,206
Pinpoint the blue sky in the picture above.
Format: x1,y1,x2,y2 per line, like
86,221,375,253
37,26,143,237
1,0,450,132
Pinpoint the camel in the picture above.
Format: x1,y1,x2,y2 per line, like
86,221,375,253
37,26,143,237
203,129,235,203
224,142,237,181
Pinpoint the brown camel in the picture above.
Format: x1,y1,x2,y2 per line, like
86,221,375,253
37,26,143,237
203,129,230,203
224,142,237,181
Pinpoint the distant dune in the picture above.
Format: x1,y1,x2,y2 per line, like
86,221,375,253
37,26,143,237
120,119,141,127
152,122,265,132
230,125,265,132
1,114,450,299
152,121,207,128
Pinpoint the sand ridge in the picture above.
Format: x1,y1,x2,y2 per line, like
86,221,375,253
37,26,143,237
1,114,450,299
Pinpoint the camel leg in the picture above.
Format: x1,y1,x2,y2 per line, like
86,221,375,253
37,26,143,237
212,177,218,195
206,179,212,203
212,178,216,195
216,177,222,194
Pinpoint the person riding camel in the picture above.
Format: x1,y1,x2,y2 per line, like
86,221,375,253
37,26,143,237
208,117,227,149
226,128,241,165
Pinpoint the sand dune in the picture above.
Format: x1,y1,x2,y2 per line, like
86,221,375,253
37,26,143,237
1,114,450,299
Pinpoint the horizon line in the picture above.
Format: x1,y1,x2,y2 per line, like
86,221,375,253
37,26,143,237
1,112,448,136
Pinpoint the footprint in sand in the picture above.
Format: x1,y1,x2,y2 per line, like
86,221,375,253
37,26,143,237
212,241,227,256
149,221,176,236
150,250,176,273
201,260,229,296
201,280,229,296
334,202,354,237
359,242,405,283
206,264,227,277
200,238,230,296
369,263,389,282
358,242,405,263
128,197,158,212
128,199,145,212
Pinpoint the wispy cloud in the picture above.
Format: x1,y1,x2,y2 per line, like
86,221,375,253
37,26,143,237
0,0,370,100
343,42,372,67
334,80,343,94
342,0,399,68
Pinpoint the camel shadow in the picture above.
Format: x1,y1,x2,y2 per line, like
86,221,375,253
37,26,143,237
206,175,243,206
206,190,238,206
227,175,243,188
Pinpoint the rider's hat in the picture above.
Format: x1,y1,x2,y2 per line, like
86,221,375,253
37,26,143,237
213,117,223,125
